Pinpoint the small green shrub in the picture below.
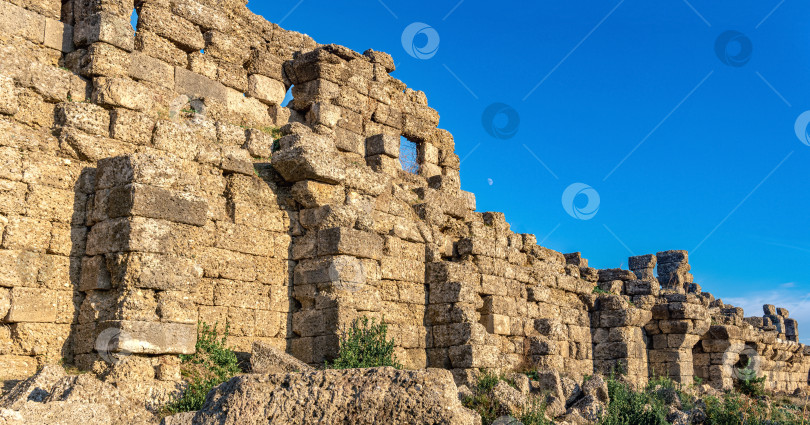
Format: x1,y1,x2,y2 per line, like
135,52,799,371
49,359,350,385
164,322,241,413
592,286,609,295
462,371,551,425
738,375,766,398
326,316,401,369
599,375,669,425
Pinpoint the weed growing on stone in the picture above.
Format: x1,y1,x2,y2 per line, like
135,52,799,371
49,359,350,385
326,316,401,369
164,322,241,413
462,371,551,425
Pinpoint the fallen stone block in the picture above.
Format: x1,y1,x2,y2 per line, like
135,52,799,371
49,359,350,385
250,341,312,374
189,367,479,424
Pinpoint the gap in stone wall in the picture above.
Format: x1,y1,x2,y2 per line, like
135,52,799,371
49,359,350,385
399,136,418,174
130,7,138,32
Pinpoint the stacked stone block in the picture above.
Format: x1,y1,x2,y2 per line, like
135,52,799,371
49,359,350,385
656,250,693,293
75,154,203,367
0,0,806,395
692,324,745,390
646,293,711,384
590,294,652,388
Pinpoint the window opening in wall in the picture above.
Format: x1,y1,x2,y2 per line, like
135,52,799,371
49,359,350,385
400,136,419,174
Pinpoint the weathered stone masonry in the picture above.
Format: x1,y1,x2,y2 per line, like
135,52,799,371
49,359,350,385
0,0,807,393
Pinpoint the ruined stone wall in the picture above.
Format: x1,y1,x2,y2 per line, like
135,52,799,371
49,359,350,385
0,0,807,393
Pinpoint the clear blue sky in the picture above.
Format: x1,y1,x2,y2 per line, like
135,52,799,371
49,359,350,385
252,1,810,343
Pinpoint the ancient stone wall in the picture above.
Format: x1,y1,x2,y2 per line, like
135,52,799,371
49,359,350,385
0,0,807,393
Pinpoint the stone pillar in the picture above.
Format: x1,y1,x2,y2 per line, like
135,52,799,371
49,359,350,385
656,250,692,293
693,325,744,389
591,294,652,388
77,154,205,368
426,261,499,384
629,254,656,281
646,293,710,384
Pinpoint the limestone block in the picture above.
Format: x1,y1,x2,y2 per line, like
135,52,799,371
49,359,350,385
128,51,174,88
0,1,45,43
174,66,228,103
92,77,154,111
213,221,273,257
290,79,340,110
776,307,789,317
247,74,286,106
86,217,201,256
427,281,474,305
0,355,38,380
658,319,693,334
0,75,18,115
381,256,425,283
44,18,74,52
138,4,204,51
97,320,196,354
0,250,41,288
365,134,400,158
305,102,340,128
56,102,111,136
95,153,197,191
74,12,134,51
481,314,510,335
6,287,57,322
599,308,652,328
104,183,207,226
272,132,346,184
668,302,707,320
246,49,285,81
1,216,51,253
763,304,776,315
170,0,228,32
597,268,636,282
135,30,188,67
290,180,343,209
625,279,658,296
156,291,197,324
317,227,383,260
372,103,403,130
448,344,499,368
240,129,272,159
80,42,132,77
657,250,688,264
110,108,156,145
106,252,201,291
213,279,270,310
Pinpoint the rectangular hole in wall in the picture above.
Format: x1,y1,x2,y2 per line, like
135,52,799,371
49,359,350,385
400,136,419,174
